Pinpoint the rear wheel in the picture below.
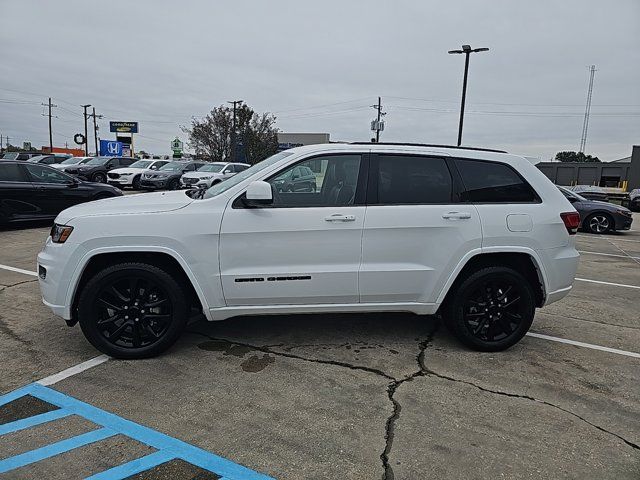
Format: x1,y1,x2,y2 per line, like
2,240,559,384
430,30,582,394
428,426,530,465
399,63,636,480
445,266,535,351
77,262,189,359
92,172,106,183
585,213,612,234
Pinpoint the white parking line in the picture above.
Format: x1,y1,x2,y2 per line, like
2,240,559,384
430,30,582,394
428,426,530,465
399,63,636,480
36,355,110,386
576,234,640,243
0,264,37,277
575,277,640,290
578,250,640,261
527,333,640,359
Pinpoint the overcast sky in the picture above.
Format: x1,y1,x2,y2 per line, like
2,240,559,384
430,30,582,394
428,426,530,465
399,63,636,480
1,0,639,160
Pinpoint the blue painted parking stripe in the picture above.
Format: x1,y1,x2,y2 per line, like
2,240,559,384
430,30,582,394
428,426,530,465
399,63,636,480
0,408,71,436
0,383,274,479
85,450,175,480
0,427,115,473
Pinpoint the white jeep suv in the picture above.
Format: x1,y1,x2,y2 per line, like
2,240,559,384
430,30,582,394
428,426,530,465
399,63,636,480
37,143,580,359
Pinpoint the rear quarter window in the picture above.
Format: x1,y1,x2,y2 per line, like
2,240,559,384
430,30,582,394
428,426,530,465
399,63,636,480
454,158,539,203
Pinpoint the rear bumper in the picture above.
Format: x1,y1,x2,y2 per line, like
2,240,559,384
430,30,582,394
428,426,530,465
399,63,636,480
537,243,580,307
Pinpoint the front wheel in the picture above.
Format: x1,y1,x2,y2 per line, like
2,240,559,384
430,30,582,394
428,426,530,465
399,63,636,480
585,213,612,234
132,175,141,190
77,262,189,359
445,266,535,351
167,178,180,190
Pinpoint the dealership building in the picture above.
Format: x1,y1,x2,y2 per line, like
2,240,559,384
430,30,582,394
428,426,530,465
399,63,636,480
535,145,640,190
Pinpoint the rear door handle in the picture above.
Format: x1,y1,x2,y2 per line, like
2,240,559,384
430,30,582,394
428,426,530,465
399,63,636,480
442,211,471,220
325,214,356,222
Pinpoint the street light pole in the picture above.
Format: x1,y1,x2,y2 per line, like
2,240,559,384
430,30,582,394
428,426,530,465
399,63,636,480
82,104,91,155
448,45,489,146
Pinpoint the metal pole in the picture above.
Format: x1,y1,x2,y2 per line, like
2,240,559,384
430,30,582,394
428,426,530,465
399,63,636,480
48,97,53,152
92,107,98,156
82,105,90,155
457,53,470,146
376,96,382,142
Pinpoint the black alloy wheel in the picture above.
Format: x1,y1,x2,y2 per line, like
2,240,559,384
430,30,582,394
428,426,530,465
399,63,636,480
78,263,188,358
167,178,180,190
132,175,141,190
446,266,535,351
93,172,106,183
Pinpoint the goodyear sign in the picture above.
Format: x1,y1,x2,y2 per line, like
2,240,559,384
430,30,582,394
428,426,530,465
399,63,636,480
109,121,139,134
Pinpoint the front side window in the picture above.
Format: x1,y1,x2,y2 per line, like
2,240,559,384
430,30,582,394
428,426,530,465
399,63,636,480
267,155,361,207
376,155,453,204
455,158,538,203
0,163,25,182
25,164,72,184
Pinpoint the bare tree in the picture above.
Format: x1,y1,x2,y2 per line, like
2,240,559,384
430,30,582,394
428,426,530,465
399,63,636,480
183,104,278,163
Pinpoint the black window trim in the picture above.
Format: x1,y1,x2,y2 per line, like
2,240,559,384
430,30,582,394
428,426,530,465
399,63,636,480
232,152,370,209
366,153,459,206
451,157,542,204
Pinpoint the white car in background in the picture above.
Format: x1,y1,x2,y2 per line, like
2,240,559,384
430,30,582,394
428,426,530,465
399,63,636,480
107,159,170,189
180,162,250,188
53,156,94,171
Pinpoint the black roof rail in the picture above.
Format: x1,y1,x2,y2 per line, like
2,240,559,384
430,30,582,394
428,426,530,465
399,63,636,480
349,142,507,154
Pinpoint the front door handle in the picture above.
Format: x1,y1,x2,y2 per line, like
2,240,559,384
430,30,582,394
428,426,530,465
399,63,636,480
325,214,356,222
442,211,471,220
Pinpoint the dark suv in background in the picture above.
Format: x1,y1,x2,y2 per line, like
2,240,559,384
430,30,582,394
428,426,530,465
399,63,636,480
65,156,136,183
140,160,207,190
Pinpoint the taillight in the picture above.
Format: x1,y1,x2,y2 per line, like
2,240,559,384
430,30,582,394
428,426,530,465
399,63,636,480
560,212,580,235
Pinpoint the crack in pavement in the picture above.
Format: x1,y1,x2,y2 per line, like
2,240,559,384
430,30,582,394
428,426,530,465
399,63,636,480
186,322,639,480
0,278,38,292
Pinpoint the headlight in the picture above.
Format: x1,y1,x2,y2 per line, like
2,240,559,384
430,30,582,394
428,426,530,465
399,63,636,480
120,173,132,177
616,208,632,216
200,176,212,180
50,224,74,243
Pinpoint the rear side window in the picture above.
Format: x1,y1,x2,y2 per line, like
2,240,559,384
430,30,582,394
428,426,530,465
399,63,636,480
376,155,453,204
455,159,538,203
0,163,25,182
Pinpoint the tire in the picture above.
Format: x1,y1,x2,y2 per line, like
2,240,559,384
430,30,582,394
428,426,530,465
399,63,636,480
445,266,535,352
77,262,189,359
132,175,141,190
585,213,612,234
167,178,179,190
92,172,106,183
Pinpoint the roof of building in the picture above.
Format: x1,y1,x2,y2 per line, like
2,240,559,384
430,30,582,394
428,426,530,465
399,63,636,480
611,156,631,163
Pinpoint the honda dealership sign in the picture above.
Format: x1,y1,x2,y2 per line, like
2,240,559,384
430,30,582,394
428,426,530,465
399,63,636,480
99,140,123,156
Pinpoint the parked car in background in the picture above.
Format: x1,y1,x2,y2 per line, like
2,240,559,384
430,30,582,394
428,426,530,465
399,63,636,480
27,154,73,165
53,156,93,171
64,156,136,183
272,164,317,192
0,160,122,225
180,162,249,189
108,159,170,190
38,143,580,358
629,189,640,212
140,160,206,190
568,185,609,202
1,152,40,160
558,186,633,234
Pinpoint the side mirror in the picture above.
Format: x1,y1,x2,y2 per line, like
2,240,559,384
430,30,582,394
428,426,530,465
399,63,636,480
243,180,273,206
67,178,79,188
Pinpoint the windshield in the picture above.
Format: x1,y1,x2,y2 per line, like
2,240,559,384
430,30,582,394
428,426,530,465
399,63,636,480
159,162,186,171
2,152,19,160
197,163,226,173
86,157,111,165
129,160,152,169
202,151,293,199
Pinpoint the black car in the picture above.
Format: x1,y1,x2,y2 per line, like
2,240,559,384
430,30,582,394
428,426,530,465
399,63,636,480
0,161,122,225
139,160,207,190
272,164,317,192
65,156,136,183
629,189,640,212
559,186,633,234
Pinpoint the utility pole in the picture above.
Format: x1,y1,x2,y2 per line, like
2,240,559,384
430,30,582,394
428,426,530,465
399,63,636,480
579,65,596,153
82,104,91,155
227,100,242,162
89,107,103,156
42,98,57,152
448,45,489,146
370,97,386,142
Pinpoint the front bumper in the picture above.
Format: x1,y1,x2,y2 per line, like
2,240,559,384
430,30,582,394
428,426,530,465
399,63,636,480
140,178,168,189
108,177,133,187
613,213,633,231
181,179,209,188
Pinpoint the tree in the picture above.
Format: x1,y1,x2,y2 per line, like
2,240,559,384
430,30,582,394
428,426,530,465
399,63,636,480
182,104,278,164
555,151,601,163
